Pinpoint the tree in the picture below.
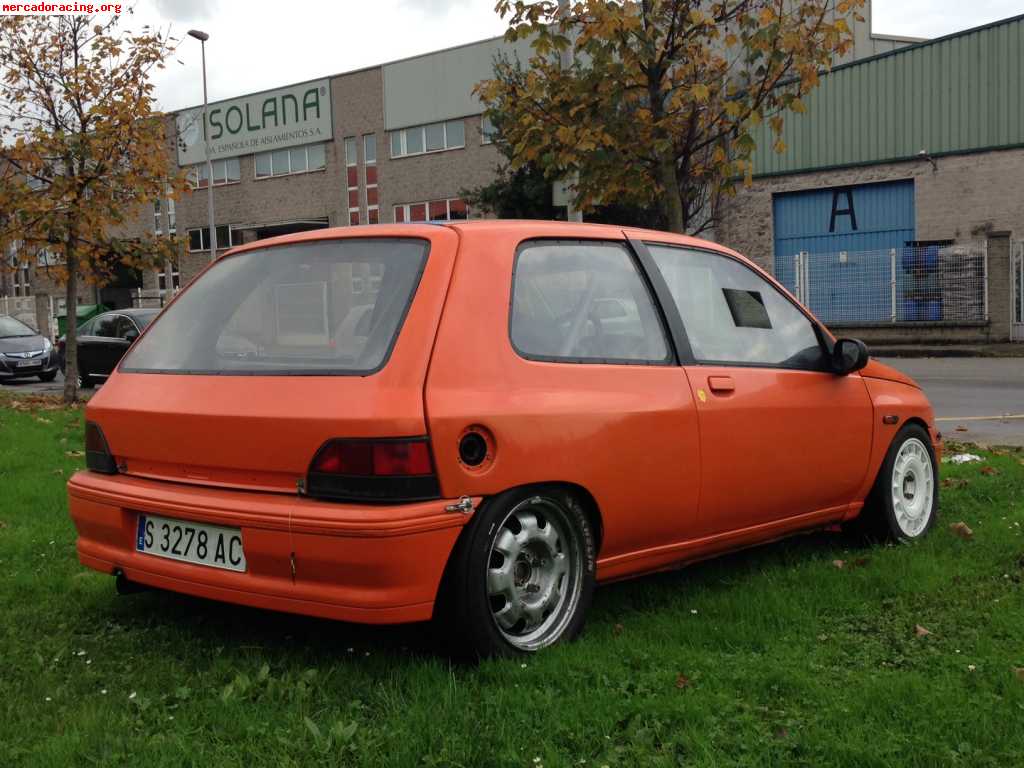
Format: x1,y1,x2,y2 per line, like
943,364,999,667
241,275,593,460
0,13,184,402
477,0,864,235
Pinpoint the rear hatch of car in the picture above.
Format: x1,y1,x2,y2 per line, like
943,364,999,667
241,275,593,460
86,226,458,498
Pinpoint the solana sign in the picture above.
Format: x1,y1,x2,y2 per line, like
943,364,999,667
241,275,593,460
176,79,332,166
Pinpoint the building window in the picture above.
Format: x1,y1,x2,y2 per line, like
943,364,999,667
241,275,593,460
363,133,378,225
345,136,360,226
167,197,176,235
156,263,181,299
393,197,467,223
481,115,496,144
153,199,163,234
13,264,31,297
254,143,326,179
389,119,465,159
189,157,241,188
187,225,239,252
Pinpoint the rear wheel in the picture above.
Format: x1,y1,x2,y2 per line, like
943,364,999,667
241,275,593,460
855,424,938,542
446,486,596,657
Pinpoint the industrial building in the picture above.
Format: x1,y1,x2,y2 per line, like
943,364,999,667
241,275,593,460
2,4,1021,345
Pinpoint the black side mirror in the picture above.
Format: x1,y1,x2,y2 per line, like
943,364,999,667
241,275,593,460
124,329,139,343
832,338,870,375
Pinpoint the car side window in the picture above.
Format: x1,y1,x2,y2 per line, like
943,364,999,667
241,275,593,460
77,318,95,336
510,240,669,364
93,315,119,339
115,316,139,339
646,244,826,370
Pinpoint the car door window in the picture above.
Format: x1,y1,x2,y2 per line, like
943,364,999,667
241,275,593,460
115,316,139,340
77,318,95,336
647,244,825,370
92,315,119,339
510,240,669,364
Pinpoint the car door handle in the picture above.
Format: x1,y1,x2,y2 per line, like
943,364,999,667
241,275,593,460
707,376,735,393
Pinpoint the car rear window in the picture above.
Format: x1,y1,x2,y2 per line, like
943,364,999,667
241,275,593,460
121,238,428,375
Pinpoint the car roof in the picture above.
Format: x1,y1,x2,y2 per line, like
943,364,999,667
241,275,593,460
221,219,742,262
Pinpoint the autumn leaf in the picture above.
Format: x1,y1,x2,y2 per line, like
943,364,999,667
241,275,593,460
65,450,84,458
675,674,691,689
949,522,974,540
914,625,931,638
613,623,624,636
1014,668,1024,683
832,559,845,569
942,477,969,489
955,426,969,433
980,466,1000,476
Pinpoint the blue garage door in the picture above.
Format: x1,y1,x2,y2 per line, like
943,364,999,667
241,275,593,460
773,180,915,321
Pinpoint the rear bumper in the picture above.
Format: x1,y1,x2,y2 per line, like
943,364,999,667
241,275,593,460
67,471,476,624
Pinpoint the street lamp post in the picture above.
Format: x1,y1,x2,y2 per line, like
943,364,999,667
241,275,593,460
188,29,217,261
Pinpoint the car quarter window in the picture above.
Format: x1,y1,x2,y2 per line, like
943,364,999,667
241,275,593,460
92,315,119,339
115,316,139,339
510,240,670,364
646,244,826,369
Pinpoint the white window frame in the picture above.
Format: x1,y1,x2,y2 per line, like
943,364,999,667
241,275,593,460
187,225,240,253
363,133,378,225
345,136,360,226
153,199,163,234
392,198,468,223
254,143,327,180
189,157,241,189
167,197,176,235
389,119,466,159
155,263,181,299
480,115,496,145
13,263,31,297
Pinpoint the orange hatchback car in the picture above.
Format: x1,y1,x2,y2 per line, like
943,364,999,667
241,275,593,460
68,221,940,656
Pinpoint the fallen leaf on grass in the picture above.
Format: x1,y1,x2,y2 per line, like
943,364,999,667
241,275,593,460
980,466,1001,476
51,469,64,476
612,623,623,636
774,727,789,739
955,426,969,432
34,416,52,424
675,674,691,689
65,450,84,458
950,522,974,540
914,625,931,638
1014,668,1024,683
942,477,969,489
832,559,845,569
0,520,7,529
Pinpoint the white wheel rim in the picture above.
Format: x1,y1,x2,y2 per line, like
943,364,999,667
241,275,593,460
891,437,934,537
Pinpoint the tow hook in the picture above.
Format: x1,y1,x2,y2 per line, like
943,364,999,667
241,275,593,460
445,496,475,514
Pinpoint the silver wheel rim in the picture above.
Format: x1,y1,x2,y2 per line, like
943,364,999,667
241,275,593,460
891,437,934,537
486,496,583,651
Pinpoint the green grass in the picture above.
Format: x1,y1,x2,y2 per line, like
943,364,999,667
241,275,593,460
1,392,1023,767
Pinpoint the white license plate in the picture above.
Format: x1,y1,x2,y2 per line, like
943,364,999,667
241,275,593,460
16,359,41,367
135,514,246,572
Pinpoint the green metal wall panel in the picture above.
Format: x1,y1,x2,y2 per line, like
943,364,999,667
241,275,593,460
751,15,1024,176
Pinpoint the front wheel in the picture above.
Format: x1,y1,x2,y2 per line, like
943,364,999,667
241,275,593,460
445,486,596,657
857,424,938,542
38,370,57,382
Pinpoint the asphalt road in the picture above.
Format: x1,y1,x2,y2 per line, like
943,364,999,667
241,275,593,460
4,357,1022,445
878,357,1024,447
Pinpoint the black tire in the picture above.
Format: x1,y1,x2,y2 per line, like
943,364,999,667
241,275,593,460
852,423,938,542
38,370,57,382
77,367,94,389
443,485,597,658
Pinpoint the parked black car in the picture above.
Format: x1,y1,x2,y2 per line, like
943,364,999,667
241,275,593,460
0,314,60,383
58,308,159,388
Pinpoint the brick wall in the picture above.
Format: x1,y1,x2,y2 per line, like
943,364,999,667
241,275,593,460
715,149,1023,344
716,147,1024,271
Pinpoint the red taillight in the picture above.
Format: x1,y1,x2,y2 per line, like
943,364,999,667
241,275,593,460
85,421,117,474
307,438,439,503
311,440,433,476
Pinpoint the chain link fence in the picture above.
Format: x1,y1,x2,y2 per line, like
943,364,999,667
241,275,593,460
777,242,988,325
